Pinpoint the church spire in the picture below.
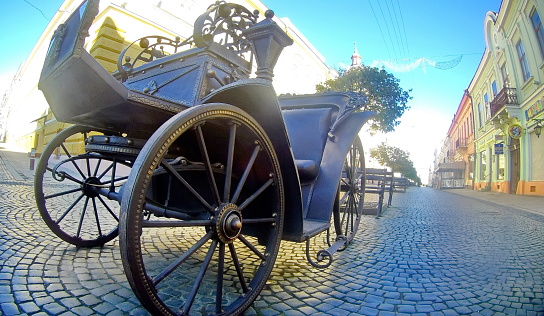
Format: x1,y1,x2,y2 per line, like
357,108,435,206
350,42,362,67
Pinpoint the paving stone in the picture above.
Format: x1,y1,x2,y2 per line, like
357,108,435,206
2,180,544,315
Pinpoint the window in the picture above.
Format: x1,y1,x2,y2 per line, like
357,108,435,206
468,113,474,134
484,93,490,120
478,103,483,127
516,40,531,81
491,81,498,98
480,150,487,181
530,8,544,59
497,153,505,180
500,63,509,87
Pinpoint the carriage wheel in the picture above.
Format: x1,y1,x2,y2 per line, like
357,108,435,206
329,136,365,249
34,125,131,247
119,104,284,316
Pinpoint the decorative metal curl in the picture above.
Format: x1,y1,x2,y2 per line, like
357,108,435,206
116,2,260,81
328,91,369,140
305,239,333,269
193,1,259,54
116,35,193,82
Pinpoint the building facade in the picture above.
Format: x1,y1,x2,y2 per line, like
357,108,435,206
468,0,544,195
2,0,336,152
435,92,475,190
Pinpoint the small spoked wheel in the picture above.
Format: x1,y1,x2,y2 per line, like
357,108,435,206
329,136,365,250
34,125,131,247
119,104,284,316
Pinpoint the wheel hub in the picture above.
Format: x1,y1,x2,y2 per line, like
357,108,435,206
82,177,101,198
215,203,242,243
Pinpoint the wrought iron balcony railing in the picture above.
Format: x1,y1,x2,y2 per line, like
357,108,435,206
455,138,468,149
490,87,518,118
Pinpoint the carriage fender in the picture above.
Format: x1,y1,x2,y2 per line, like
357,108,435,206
202,79,304,240
306,110,376,221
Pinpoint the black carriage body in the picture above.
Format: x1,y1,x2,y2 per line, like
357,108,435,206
36,1,378,314
39,16,251,136
37,0,375,242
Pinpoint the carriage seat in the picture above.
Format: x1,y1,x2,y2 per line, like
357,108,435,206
282,107,333,183
295,159,319,182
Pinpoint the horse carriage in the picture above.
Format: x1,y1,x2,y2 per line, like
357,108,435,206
34,1,374,314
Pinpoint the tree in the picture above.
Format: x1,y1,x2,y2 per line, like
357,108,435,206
369,142,421,185
316,66,411,133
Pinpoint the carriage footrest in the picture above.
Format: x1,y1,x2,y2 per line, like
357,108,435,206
85,135,146,158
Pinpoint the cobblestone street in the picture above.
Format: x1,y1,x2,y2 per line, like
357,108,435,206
1,149,544,315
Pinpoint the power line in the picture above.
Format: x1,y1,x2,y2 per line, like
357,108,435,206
384,0,406,60
376,0,400,60
395,0,411,59
22,0,50,21
367,0,393,60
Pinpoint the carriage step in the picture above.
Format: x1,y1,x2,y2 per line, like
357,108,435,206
85,135,147,158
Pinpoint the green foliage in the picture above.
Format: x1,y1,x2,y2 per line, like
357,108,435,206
369,142,421,185
316,66,411,133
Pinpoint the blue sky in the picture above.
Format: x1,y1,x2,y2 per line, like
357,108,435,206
1,0,503,182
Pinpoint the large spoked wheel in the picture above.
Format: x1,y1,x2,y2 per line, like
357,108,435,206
119,104,284,316
329,136,365,249
34,125,131,247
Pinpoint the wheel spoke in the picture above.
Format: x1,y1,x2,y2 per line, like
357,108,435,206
216,243,225,314
181,239,218,315
85,156,92,177
228,243,248,293
97,162,114,180
224,123,237,203
76,197,90,238
238,235,266,261
238,178,273,211
55,193,85,224
45,187,83,200
161,159,214,213
97,195,119,222
195,125,221,206
109,159,117,192
153,231,213,286
142,219,213,227
91,198,103,237
60,143,86,179
93,158,102,177
242,217,277,224
231,143,260,205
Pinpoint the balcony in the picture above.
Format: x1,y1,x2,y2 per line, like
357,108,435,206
455,138,468,149
490,87,518,118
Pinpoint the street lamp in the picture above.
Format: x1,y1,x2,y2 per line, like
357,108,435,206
534,119,543,138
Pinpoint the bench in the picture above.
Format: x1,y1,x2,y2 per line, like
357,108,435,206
393,177,407,193
363,168,393,217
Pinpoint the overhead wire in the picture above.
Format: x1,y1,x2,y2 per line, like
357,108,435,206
376,0,400,60
395,0,411,60
22,0,51,21
367,0,393,61
384,0,406,60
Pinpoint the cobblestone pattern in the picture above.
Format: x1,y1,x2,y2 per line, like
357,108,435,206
1,173,544,315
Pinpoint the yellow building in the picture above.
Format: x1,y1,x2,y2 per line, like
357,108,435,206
469,0,544,195
3,0,335,153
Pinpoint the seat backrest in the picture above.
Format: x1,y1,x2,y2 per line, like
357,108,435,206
282,108,333,164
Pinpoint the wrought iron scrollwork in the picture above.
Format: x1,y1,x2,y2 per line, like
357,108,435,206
116,35,193,82
328,92,369,140
116,1,259,82
193,1,259,53
305,239,334,269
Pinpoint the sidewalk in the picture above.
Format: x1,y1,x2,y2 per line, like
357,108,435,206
0,143,35,182
444,187,544,216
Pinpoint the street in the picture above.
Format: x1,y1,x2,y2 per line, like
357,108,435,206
1,153,544,315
